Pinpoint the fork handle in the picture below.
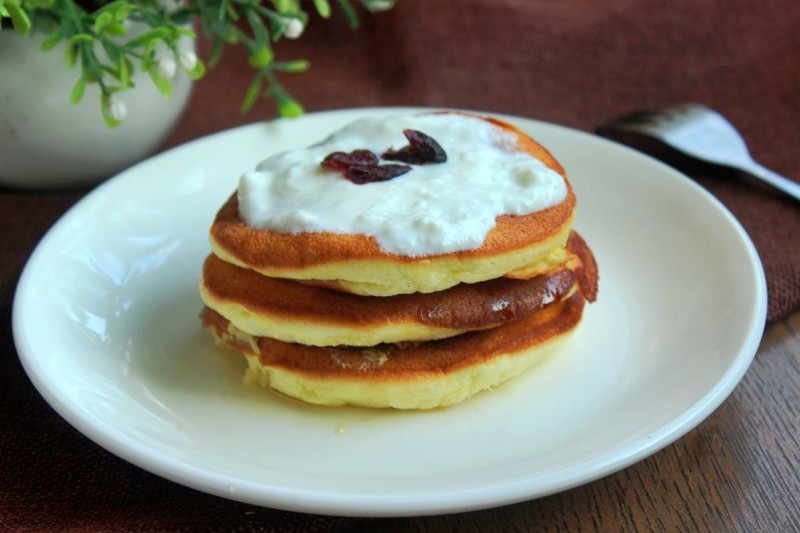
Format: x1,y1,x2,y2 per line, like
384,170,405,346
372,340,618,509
740,161,800,202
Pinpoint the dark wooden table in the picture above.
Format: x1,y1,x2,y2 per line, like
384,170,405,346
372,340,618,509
3,1,800,530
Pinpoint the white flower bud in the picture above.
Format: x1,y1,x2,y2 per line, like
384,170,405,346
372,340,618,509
369,0,395,11
283,18,304,39
105,96,127,121
157,56,177,79
178,50,197,71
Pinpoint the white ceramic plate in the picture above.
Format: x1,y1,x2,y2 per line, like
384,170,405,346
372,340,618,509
13,108,766,517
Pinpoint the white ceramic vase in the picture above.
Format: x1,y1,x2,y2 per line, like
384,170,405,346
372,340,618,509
0,27,194,189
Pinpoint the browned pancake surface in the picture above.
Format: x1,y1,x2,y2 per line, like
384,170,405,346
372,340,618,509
201,292,585,381
566,231,599,303
202,253,576,330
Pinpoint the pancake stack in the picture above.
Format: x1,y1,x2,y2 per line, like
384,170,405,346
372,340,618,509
200,112,598,409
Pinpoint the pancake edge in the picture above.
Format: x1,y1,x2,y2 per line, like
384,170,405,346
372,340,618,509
201,293,585,409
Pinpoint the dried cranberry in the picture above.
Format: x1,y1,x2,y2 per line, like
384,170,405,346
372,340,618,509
320,129,446,185
382,129,447,164
347,163,412,184
321,149,380,171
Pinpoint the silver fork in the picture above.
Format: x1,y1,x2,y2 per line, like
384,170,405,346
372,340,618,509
596,103,800,202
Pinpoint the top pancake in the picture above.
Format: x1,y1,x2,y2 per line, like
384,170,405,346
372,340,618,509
209,113,577,296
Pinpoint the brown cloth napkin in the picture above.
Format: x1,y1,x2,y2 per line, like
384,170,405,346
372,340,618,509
2,1,799,530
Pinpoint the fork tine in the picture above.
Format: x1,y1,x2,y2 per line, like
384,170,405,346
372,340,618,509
597,104,710,136
595,108,662,136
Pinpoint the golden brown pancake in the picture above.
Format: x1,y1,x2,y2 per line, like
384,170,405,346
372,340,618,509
201,293,586,409
201,254,576,346
201,231,596,347
209,114,577,296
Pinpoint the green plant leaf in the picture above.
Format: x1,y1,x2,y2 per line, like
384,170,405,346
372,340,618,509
117,54,129,85
225,4,240,21
246,8,269,43
240,76,264,113
106,85,131,94
174,25,196,39
248,45,273,68
124,28,169,49
143,36,165,57
185,58,206,80
208,37,224,66
271,0,298,13
313,0,331,18
5,0,32,33
215,0,227,20
25,0,54,9
95,0,127,16
113,3,135,21
277,96,304,118
124,58,135,81
94,11,113,34
336,0,359,28
39,28,66,51
101,40,122,66
102,115,122,127
69,75,87,104
106,21,127,36
68,33,93,46
146,65,173,97
212,19,238,43
273,59,310,73
64,42,79,67
102,114,122,128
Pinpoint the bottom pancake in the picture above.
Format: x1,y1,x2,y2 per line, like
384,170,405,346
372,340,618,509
200,293,586,409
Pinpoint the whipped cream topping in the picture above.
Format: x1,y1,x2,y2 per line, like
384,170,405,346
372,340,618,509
237,113,567,256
